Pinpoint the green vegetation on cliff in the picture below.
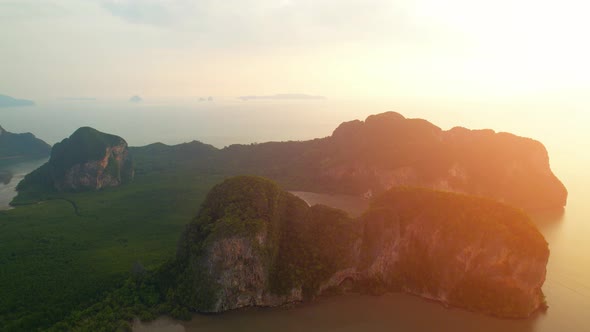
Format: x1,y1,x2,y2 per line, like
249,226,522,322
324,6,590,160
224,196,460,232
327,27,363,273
271,204,359,297
173,176,292,311
172,176,358,310
50,127,124,170
360,187,549,317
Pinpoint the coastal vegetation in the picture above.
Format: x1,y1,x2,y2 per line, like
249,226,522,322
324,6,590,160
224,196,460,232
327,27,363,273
0,167,224,330
1,112,560,330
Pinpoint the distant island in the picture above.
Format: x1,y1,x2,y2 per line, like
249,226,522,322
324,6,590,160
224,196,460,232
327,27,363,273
129,95,143,103
239,94,326,101
0,94,35,108
59,97,97,102
0,125,51,159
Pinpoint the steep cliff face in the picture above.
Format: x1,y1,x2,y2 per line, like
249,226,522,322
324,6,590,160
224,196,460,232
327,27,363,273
173,176,358,312
171,177,549,318
56,143,132,191
359,187,549,317
17,127,133,193
322,112,567,210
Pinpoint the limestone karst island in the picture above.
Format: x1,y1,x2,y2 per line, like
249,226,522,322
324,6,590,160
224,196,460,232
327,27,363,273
3,2,589,331
1,112,567,331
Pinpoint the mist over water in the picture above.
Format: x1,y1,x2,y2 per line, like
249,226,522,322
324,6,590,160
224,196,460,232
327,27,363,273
2,97,585,153
1,99,588,331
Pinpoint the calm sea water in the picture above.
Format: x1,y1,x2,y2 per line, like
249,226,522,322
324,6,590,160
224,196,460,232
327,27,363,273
1,99,588,331
0,158,47,209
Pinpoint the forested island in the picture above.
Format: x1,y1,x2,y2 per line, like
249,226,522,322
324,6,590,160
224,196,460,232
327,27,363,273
1,112,563,330
0,125,50,160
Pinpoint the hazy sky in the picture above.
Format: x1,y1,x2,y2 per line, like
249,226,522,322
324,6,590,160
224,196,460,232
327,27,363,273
1,0,589,101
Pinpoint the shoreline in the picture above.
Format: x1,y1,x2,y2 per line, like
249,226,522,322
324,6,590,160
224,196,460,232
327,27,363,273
133,292,543,332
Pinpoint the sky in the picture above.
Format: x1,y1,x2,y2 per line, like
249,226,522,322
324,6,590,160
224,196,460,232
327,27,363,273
1,0,589,102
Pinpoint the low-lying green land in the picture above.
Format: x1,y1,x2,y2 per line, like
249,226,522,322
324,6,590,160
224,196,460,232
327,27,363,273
0,161,224,330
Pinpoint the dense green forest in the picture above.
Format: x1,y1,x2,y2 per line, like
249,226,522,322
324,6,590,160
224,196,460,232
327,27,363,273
1,163,224,330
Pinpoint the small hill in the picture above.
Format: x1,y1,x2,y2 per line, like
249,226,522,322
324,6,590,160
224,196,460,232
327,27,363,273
17,127,134,193
0,125,51,159
130,141,218,174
